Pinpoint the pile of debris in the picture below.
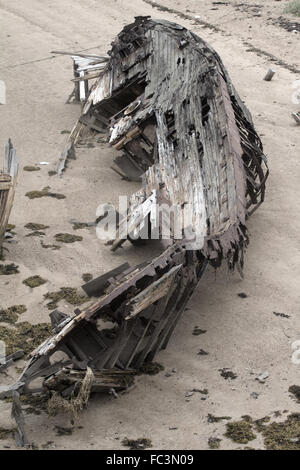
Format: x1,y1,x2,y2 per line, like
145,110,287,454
1,17,268,444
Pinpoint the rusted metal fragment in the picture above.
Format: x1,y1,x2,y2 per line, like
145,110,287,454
0,140,18,252
11,19,268,424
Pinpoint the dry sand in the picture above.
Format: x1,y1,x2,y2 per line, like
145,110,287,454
0,0,299,450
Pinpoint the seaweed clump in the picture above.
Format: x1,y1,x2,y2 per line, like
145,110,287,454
208,414,231,423
23,275,47,288
23,166,40,171
0,304,27,324
208,437,222,449
258,413,300,450
122,437,152,450
225,420,256,444
219,368,237,380
137,362,164,376
55,425,73,436
20,394,49,415
25,231,45,237
72,222,88,230
25,187,65,200
0,263,19,275
55,233,83,243
0,427,15,440
284,1,300,17
40,241,60,250
44,287,88,310
25,223,49,231
0,321,51,356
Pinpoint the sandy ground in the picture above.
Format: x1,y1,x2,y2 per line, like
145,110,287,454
0,0,299,450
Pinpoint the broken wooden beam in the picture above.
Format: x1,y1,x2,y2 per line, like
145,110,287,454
0,139,18,252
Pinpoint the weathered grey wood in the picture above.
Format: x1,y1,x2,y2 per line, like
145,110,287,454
82,262,130,297
0,140,18,251
11,391,29,448
125,265,182,319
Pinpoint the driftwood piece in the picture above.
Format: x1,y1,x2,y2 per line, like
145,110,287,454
0,350,24,372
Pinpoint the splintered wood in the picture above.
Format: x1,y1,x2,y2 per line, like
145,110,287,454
0,139,18,252
10,18,268,409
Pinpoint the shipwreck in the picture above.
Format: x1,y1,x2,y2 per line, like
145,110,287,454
3,17,268,434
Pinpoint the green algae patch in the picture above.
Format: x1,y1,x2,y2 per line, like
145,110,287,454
23,275,47,288
0,305,27,324
44,287,88,310
25,231,46,237
0,263,19,275
122,437,152,450
208,414,231,423
55,233,83,243
0,427,15,440
259,413,300,450
40,241,60,250
223,413,300,449
55,425,73,436
284,1,300,17
208,437,221,449
26,186,66,200
21,394,49,415
23,166,40,171
25,223,49,231
10,305,27,314
0,322,51,356
253,416,271,432
137,361,164,376
82,273,93,282
0,309,18,324
225,420,256,444
72,222,88,230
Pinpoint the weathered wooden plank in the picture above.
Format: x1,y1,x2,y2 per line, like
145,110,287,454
81,262,130,297
125,264,182,319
